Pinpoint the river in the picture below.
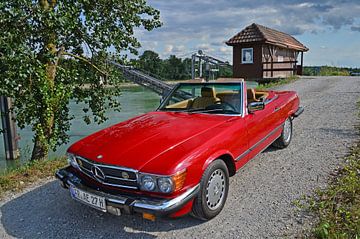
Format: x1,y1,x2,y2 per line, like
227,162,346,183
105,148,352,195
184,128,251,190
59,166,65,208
0,86,160,174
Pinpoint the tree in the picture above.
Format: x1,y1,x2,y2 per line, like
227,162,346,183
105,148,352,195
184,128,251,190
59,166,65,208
0,0,161,160
138,50,162,76
163,55,184,80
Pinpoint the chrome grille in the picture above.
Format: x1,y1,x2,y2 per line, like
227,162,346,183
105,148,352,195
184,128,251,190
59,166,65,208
75,156,138,189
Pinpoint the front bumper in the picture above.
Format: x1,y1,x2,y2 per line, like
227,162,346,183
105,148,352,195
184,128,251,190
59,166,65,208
55,166,200,217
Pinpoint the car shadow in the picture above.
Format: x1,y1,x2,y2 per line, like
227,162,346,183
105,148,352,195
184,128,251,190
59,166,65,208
262,145,279,153
1,181,202,239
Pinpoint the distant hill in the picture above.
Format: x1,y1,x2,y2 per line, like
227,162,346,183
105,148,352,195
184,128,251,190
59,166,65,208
303,66,360,76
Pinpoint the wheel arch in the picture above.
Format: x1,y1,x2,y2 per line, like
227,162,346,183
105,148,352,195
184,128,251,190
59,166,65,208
202,151,236,177
218,154,236,177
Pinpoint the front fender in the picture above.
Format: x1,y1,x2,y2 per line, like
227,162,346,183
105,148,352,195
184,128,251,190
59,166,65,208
202,149,235,172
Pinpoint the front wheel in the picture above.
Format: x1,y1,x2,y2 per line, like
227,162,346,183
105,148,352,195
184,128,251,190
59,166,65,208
272,117,292,148
191,160,229,220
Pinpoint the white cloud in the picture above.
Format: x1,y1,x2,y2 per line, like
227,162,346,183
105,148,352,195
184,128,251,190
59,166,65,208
133,0,360,66
164,44,173,53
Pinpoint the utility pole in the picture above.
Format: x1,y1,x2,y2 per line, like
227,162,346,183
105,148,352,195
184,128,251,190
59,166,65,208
205,62,210,82
0,96,20,160
190,50,232,80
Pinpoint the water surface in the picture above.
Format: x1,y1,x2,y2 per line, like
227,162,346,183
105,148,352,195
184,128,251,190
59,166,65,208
0,86,160,173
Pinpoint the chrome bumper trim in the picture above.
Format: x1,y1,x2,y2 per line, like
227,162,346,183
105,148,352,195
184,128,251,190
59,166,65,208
293,106,304,118
55,167,199,216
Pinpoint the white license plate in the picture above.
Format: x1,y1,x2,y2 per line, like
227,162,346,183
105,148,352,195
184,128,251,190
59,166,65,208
70,186,106,211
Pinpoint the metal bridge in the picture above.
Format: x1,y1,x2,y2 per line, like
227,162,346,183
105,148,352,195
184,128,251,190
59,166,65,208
109,61,173,96
109,51,232,95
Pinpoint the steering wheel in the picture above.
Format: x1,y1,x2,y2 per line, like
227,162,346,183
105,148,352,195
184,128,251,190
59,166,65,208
219,102,237,112
206,102,237,112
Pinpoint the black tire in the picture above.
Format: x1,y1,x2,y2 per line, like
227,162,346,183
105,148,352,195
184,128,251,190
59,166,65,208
272,117,292,149
191,160,229,220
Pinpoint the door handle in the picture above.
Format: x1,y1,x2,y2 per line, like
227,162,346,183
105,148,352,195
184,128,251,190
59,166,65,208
274,107,280,112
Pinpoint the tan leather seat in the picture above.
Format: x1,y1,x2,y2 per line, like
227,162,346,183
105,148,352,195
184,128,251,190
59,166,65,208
247,88,259,103
191,87,220,109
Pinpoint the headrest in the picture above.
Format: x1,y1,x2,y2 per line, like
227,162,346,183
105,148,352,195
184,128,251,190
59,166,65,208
247,88,256,99
201,87,216,97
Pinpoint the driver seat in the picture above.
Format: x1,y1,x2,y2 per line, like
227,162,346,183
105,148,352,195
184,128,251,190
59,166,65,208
191,87,220,109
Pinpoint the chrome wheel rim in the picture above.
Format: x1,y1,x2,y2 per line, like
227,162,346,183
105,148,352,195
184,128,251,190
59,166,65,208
206,169,226,210
283,118,292,143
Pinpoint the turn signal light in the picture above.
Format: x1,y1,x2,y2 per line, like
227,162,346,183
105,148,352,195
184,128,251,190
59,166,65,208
172,169,187,192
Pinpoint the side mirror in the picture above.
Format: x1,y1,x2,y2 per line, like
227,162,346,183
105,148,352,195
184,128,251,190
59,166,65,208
248,102,265,113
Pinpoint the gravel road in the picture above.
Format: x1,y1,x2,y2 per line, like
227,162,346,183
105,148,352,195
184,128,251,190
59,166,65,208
1,76,359,239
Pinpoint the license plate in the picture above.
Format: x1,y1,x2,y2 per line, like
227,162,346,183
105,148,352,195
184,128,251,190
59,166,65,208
70,186,106,211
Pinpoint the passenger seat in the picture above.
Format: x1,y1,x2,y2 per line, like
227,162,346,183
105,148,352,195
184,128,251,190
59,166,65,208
191,87,221,109
247,88,259,103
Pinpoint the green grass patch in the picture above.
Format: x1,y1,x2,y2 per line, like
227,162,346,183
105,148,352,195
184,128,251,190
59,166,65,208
256,75,299,90
303,66,352,76
0,158,67,198
296,102,360,238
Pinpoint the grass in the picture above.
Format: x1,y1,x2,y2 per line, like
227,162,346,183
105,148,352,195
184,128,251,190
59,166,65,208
0,157,67,198
256,75,299,90
296,101,360,238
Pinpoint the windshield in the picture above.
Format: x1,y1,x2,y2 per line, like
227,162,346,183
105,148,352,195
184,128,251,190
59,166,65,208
158,83,243,115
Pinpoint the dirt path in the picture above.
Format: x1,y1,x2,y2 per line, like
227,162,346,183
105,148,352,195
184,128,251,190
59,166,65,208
0,76,359,239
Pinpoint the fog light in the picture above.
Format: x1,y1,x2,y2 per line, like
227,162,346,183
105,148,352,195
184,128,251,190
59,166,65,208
143,212,156,221
107,206,122,216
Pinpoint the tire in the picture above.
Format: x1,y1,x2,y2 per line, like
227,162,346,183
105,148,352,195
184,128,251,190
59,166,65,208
191,160,229,220
272,117,292,149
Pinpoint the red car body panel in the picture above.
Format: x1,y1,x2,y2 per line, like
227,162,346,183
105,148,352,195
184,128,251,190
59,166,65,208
64,82,300,217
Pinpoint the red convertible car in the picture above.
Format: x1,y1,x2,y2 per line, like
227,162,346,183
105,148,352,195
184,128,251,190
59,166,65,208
56,79,303,221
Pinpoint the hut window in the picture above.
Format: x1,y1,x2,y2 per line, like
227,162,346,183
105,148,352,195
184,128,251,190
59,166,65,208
241,48,253,64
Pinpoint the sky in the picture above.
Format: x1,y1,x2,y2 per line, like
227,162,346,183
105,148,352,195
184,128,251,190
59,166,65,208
134,0,360,67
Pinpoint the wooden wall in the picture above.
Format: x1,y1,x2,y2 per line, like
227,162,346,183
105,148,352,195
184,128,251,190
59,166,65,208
232,43,263,79
232,43,299,80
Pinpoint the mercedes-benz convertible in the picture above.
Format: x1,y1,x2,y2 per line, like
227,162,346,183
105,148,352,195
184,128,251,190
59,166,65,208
56,79,303,221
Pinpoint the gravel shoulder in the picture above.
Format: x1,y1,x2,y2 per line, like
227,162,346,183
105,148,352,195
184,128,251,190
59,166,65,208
0,76,359,239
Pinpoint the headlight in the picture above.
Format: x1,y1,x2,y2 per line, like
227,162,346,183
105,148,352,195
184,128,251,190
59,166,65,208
138,169,187,194
67,153,79,168
141,175,156,191
157,177,173,193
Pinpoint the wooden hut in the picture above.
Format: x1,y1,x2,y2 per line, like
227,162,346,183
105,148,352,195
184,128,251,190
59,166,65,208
226,23,309,80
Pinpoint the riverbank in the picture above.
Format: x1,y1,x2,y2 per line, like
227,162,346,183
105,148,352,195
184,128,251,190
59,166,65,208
82,79,184,89
0,158,67,198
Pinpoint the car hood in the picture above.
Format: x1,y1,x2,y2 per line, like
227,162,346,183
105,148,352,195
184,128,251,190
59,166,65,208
68,111,233,171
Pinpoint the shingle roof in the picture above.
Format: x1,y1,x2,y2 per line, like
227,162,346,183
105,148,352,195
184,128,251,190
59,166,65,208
226,23,309,52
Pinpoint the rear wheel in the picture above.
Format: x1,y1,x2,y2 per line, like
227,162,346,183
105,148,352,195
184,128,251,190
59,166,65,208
191,160,229,220
272,117,292,148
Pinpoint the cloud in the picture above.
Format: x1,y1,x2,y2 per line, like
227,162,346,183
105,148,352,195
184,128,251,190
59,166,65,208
196,43,215,53
134,0,360,64
164,44,173,54
172,45,186,54
351,25,360,32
